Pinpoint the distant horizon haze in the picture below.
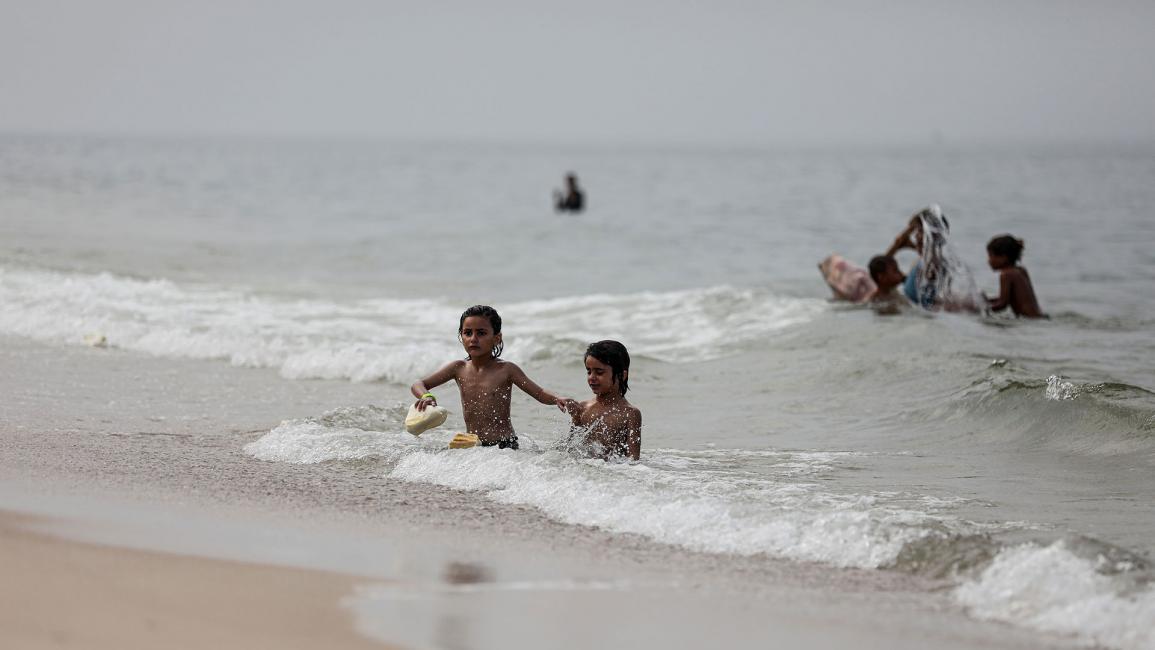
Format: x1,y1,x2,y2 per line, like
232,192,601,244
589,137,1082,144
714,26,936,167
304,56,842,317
3,0,1153,147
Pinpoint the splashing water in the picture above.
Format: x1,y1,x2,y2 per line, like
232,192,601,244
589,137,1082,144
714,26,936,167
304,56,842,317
1045,375,1079,401
910,205,986,312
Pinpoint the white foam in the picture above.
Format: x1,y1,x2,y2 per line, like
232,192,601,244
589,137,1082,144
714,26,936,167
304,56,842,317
248,413,1155,649
956,542,1155,650
241,411,950,569
387,446,941,568
0,266,823,380
243,420,413,464
1045,375,1080,401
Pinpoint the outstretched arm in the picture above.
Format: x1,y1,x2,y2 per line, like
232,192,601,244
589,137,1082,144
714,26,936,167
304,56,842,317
410,361,461,410
508,363,568,412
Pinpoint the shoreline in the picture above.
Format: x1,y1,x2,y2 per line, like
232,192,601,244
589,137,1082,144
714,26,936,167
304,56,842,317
0,335,1084,649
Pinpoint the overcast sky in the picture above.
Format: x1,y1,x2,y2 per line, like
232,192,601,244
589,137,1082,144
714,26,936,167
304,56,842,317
2,0,1153,146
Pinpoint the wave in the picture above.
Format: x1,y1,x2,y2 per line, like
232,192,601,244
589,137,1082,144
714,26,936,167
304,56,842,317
246,403,1155,649
0,265,824,381
246,405,974,569
956,541,1155,650
921,372,1155,458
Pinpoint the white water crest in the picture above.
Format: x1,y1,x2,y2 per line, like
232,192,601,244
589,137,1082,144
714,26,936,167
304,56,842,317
244,407,969,570
0,266,823,380
956,542,1155,650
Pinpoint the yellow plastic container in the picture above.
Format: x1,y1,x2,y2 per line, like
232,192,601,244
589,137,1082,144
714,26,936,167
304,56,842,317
448,433,480,449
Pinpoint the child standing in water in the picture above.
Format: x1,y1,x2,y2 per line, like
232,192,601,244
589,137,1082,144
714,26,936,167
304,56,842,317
564,340,642,461
986,235,1044,318
411,305,570,449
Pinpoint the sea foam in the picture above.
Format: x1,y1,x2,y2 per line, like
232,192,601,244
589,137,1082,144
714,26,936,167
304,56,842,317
0,266,823,380
956,542,1155,650
244,409,949,569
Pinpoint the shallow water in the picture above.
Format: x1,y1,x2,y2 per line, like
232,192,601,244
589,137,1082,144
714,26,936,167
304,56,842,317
2,134,1154,648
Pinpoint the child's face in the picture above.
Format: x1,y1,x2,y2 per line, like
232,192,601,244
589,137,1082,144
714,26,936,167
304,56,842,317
877,263,905,290
460,316,501,359
585,355,619,397
987,251,1009,270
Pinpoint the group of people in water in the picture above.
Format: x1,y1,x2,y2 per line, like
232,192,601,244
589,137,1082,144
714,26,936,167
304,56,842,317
825,206,1043,318
410,305,640,461
407,206,1040,465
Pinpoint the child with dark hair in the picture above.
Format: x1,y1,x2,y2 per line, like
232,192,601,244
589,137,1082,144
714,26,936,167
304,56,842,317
564,340,642,460
411,305,571,449
865,255,907,306
986,235,1044,318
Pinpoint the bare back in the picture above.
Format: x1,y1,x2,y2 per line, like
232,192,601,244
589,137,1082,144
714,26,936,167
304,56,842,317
997,267,1043,318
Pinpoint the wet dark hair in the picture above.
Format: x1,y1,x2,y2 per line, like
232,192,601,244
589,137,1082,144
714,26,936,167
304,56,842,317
987,235,1025,265
459,305,503,358
868,255,897,284
585,340,630,396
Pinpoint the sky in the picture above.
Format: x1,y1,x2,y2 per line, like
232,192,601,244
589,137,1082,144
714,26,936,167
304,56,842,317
2,0,1153,146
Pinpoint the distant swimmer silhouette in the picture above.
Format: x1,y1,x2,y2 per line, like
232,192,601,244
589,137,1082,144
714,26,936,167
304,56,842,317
553,173,584,213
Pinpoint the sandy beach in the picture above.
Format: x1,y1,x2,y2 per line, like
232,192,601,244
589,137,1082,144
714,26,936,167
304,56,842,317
0,510,388,650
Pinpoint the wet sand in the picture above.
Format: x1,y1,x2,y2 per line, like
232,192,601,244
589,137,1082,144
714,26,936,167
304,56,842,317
0,510,388,650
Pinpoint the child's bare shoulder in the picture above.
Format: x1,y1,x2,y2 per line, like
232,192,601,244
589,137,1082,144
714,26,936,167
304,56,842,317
491,358,522,376
607,401,640,424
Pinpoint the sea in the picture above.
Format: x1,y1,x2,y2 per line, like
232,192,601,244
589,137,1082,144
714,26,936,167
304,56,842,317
2,134,1154,649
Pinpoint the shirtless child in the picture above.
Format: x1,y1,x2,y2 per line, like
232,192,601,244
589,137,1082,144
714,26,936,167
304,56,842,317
411,305,570,449
564,340,642,461
866,254,908,310
986,235,1045,318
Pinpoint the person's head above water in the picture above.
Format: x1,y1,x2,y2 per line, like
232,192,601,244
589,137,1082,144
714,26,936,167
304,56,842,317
868,255,905,290
459,305,503,359
585,340,630,397
987,235,1025,269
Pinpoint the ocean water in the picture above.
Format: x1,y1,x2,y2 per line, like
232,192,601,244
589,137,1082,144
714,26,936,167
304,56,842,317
3,134,1154,649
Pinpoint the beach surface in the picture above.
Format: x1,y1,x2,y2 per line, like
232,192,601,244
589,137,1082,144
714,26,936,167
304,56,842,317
0,510,388,650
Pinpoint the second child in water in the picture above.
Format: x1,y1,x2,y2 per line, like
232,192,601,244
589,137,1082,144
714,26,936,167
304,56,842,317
411,305,570,449
986,235,1044,318
565,340,642,461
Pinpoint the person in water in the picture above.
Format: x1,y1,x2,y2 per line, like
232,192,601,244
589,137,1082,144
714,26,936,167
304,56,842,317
885,212,939,308
411,305,571,449
553,173,584,213
986,235,1044,318
882,206,984,312
564,340,641,461
865,255,908,308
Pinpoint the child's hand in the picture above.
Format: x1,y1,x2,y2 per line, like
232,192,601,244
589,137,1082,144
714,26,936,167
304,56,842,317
415,394,437,411
561,398,581,417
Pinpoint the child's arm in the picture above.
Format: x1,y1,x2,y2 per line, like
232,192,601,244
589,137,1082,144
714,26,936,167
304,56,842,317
507,363,569,412
410,361,462,411
987,271,1012,312
884,217,922,257
625,409,642,461
563,399,584,426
